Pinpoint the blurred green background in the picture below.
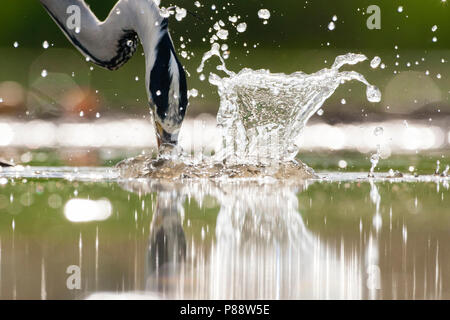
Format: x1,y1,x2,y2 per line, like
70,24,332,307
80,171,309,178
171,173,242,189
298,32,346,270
0,0,449,121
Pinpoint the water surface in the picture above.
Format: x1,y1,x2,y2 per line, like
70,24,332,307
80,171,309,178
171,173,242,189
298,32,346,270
0,165,449,299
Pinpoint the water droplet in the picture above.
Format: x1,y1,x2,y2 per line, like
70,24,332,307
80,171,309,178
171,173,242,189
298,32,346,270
443,165,450,177
175,7,187,21
156,90,161,96
369,151,380,177
370,56,381,69
366,85,381,103
13,41,19,48
432,25,438,32
432,36,438,42
217,29,229,40
258,9,271,20
435,160,441,175
341,98,346,104
188,88,199,98
317,109,324,116
236,22,247,33
397,6,404,13
374,126,384,136
41,69,48,78
328,21,335,31
42,41,49,49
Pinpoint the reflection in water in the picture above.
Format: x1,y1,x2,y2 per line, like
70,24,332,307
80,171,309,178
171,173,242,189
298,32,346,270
0,170,449,299
367,181,381,300
121,180,363,299
146,189,186,294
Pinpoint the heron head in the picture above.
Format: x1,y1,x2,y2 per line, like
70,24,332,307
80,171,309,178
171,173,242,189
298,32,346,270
149,21,188,147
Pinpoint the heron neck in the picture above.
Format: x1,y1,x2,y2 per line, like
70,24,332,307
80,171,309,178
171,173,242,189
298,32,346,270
118,0,165,93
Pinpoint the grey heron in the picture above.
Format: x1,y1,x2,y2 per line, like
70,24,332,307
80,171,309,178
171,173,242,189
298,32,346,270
39,0,188,148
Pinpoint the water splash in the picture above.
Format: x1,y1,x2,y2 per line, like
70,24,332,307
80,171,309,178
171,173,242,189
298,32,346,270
368,150,380,177
369,126,384,177
200,47,381,164
443,165,450,177
435,160,441,175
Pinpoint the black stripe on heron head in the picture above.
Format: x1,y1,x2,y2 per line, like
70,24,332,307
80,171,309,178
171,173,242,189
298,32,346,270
150,33,172,121
149,28,188,124
160,18,169,30
174,55,188,119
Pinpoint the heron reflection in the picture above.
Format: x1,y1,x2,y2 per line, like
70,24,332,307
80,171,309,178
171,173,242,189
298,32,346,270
146,186,186,293
118,179,364,299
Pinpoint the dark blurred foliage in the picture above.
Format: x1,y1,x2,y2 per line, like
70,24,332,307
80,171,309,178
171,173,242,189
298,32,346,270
2,0,449,49
0,0,449,120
